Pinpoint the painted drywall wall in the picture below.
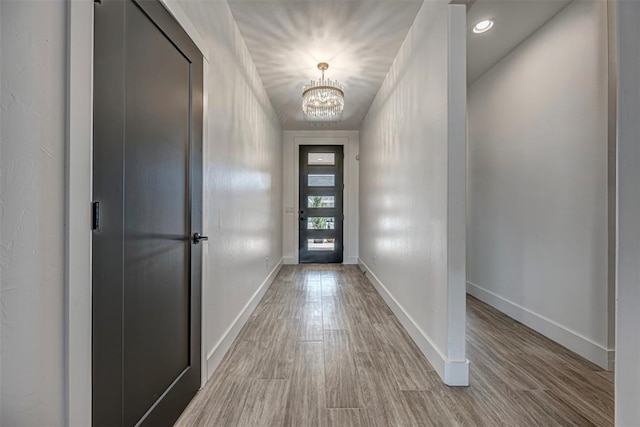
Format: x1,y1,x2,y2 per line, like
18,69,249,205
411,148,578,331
0,1,67,425
615,0,640,423
467,0,611,368
283,131,359,265
175,1,284,377
359,1,468,385
1,0,283,424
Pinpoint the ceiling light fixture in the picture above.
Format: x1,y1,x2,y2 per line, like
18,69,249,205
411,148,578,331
302,62,344,124
473,19,495,34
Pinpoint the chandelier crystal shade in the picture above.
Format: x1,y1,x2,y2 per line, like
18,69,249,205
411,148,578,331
302,63,344,123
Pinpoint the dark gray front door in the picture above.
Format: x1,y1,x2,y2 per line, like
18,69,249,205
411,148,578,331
299,146,344,263
92,1,203,425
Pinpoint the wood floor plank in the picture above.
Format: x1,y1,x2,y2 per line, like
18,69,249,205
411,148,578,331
298,302,324,341
323,330,361,408
468,297,614,426
257,319,299,379
325,408,369,427
237,379,289,427
348,320,383,352
211,340,266,383
432,387,507,427
321,276,340,297
509,389,596,426
355,351,406,427
177,266,614,427
322,296,350,330
284,342,326,427
358,292,393,324
239,309,279,342
506,352,614,426
384,348,442,390
372,320,437,390
188,379,251,427
300,279,323,303
400,390,462,427
597,370,615,383
468,342,548,391
276,265,296,281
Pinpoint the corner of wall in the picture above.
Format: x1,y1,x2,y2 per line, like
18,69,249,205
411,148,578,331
359,260,469,386
467,281,612,369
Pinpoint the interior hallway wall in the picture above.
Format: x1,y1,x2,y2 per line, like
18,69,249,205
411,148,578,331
175,1,284,378
359,1,468,385
0,1,67,425
467,0,612,368
282,130,359,265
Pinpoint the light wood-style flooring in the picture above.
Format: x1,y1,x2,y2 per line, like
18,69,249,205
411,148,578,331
176,265,613,426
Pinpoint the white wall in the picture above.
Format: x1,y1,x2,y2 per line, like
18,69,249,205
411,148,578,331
467,0,612,369
175,1,284,378
0,1,67,425
615,0,640,423
0,1,283,425
282,130,359,265
359,1,468,385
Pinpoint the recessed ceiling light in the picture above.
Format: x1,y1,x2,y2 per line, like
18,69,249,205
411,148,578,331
473,19,495,34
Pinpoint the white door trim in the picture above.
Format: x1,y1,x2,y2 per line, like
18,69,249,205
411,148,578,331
66,1,209,424
66,1,94,425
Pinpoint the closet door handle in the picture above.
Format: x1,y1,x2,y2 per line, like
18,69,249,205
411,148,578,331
192,233,209,244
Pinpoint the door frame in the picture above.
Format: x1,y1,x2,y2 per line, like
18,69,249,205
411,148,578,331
292,137,351,264
298,145,345,264
66,1,209,424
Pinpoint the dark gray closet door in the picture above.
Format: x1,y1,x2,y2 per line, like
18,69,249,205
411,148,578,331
93,0,203,425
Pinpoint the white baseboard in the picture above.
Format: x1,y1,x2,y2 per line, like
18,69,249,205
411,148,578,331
205,258,283,379
467,281,614,370
283,256,359,265
283,256,297,265
358,259,469,386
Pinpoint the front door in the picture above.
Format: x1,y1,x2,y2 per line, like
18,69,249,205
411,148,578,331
299,146,344,263
92,1,203,425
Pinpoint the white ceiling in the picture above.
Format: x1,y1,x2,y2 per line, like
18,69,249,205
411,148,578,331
467,0,571,84
227,0,423,130
226,0,572,130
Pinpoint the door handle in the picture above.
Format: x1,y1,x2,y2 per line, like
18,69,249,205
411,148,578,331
192,232,209,244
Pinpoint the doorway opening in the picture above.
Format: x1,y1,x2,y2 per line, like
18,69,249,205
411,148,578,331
465,0,615,423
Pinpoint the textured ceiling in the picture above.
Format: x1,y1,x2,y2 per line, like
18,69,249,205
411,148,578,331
467,0,571,84
227,0,570,128
227,0,424,130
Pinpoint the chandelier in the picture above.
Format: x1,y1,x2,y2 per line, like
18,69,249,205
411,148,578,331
302,62,344,123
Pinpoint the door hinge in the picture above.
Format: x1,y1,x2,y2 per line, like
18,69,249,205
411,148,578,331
92,201,101,231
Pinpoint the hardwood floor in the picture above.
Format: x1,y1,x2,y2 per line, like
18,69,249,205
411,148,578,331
175,265,613,426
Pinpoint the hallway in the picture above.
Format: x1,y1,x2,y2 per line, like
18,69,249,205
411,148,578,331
176,265,613,426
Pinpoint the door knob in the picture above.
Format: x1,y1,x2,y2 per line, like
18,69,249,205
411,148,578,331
192,232,209,244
